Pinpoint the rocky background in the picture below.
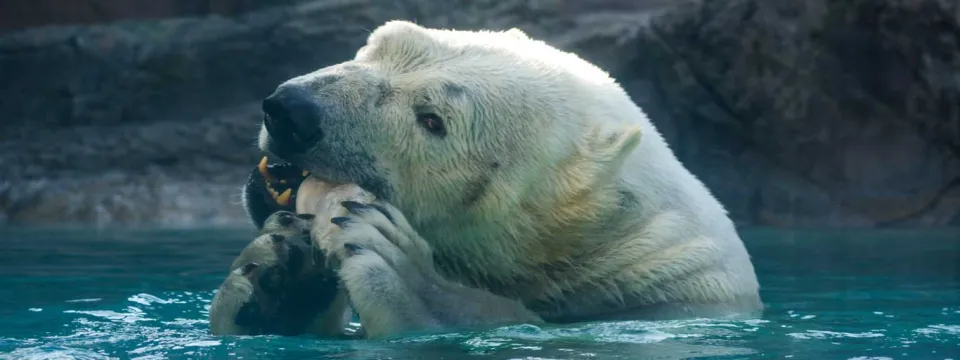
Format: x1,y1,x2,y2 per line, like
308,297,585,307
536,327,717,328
1,0,958,228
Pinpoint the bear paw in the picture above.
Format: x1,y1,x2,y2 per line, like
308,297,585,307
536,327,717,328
320,200,541,339
324,202,444,337
226,231,340,336
327,200,434,275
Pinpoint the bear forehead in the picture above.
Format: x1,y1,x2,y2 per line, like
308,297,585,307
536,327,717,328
359,21,611,84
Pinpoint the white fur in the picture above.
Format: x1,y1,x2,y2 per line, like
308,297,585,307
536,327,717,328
273,20,762,326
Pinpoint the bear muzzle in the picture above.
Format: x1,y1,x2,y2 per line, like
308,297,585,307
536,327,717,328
262,84,325,157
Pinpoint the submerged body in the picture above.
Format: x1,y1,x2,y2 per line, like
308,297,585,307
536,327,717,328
240,21,762,339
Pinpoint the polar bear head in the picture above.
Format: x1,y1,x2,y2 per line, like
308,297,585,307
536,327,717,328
258,20,643,226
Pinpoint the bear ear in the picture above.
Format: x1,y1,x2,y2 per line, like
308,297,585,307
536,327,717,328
581,123,643,170
504,28,529,40
367,20,430,50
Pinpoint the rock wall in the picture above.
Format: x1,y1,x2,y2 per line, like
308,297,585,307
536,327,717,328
0,0,305,35
1,0,957,228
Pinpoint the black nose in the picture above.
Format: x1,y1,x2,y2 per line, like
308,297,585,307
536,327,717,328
262,84,324,154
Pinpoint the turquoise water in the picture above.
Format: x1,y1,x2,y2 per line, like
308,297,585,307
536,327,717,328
0,227,958,360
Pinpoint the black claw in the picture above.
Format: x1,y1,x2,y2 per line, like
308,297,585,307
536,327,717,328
240,262,260,276
269,234,285,243
331,217,352,227
341,201,371,214
296,213,316,220
344,243,363,254
369,203,396,224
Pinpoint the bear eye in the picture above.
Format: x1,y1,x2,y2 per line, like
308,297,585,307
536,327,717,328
416,113,446,137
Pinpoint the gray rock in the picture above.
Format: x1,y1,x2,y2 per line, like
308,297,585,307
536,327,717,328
1,0,957,228
626,0,960,227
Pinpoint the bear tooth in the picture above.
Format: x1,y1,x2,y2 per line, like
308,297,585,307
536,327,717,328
258,156,276,183
277,189,292,206
258,156,268,175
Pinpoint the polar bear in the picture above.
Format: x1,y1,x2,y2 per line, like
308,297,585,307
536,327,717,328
242,20,762,339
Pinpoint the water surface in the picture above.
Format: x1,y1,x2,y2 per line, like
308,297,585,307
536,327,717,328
1,227,958,359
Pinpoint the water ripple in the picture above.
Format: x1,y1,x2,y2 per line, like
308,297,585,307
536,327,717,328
1,228,957,359
0,289,957,360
